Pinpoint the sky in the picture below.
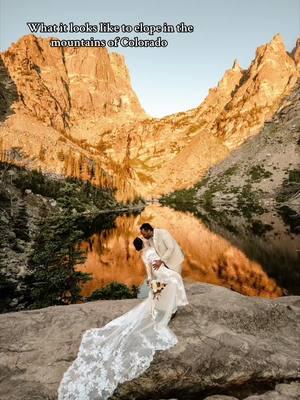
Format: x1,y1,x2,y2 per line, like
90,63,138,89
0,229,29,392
0,0,299,117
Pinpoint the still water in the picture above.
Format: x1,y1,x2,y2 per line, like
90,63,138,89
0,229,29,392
76,204,283,299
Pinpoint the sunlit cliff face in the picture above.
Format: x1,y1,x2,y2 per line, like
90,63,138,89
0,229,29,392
75,204,283,299
1,35,299,202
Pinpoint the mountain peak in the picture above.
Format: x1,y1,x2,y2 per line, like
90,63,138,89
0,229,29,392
255,33,287,61
232,59,242,71
0,33,299,201
270,33,285,46
291,37,300,68
1,35,146,131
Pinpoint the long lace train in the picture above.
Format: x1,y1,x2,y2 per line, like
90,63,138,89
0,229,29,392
57,273,188,399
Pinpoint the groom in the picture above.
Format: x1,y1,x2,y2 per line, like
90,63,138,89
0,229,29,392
140,223,184,275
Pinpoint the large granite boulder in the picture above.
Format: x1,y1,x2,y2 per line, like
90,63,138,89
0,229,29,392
0,282,299,399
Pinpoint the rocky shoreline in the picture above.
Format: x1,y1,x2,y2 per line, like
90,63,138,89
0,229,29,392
0,282,299,399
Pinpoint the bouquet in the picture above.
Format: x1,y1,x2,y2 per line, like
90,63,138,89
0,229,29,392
150,279,167,300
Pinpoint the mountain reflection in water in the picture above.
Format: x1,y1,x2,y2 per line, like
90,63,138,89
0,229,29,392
76,204,283,298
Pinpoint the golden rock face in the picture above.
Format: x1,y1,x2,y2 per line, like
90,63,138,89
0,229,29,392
0,34,299,202
0,34,146,131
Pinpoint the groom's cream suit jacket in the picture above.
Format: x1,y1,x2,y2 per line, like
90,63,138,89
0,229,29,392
152,228,184,274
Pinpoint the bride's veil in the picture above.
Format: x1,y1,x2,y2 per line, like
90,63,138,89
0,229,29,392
57,235,185,400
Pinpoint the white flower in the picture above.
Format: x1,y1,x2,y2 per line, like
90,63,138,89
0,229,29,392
151,279,158,292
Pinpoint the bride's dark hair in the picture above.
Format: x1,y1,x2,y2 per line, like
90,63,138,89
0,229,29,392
133,237,144,251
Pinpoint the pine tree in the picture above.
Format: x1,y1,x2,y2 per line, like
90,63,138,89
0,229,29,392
0,137,3,161
69,152,76,177
0,223,17,313
13,199,30,242
94,160,102,186
78,153,84,177
63,149,77,177
39,145,46,161
24,188,92,309
57,149,65,162
81,158,91,181
74,155,81,178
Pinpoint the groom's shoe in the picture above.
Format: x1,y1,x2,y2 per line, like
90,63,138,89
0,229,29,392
171,311,177,320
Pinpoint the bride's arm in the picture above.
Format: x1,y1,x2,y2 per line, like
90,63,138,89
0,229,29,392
145,263,152,283
142,253,153,281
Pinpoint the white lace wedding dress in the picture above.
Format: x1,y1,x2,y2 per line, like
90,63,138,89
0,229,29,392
57,246,189,399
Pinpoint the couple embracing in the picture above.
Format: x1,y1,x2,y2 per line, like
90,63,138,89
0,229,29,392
58,222,189,400
133,223,188,319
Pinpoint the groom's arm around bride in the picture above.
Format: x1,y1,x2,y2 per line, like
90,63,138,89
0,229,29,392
140,223,185,275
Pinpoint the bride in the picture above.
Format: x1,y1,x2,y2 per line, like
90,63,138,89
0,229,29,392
57,236,189,400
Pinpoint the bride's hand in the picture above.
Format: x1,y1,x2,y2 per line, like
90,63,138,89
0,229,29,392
152,260,163,270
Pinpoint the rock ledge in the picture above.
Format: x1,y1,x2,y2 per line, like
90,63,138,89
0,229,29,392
0,282,299,399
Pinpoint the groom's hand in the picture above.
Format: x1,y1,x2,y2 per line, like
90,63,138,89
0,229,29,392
153,260,163,270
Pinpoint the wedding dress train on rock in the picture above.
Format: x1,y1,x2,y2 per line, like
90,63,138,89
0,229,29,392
57,247,189,400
